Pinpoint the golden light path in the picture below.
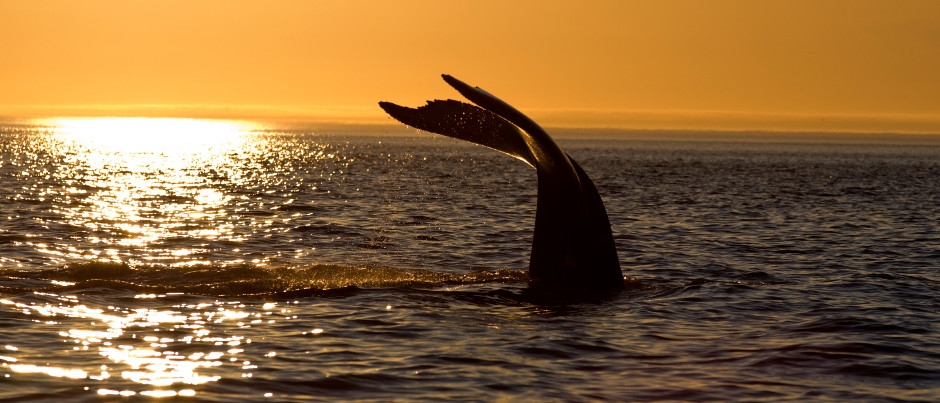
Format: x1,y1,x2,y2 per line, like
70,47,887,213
0,118,327,397
1,295,297,398
36,117,263,265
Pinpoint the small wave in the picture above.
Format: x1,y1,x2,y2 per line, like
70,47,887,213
793,316,928,334
275,204,322,213
0,234,29,244
290,223,362,237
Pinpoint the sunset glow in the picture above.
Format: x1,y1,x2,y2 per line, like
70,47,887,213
2,1,939,133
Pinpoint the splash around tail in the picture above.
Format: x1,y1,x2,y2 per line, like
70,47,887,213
2,261,531,298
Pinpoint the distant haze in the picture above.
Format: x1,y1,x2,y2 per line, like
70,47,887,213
2,1,939,133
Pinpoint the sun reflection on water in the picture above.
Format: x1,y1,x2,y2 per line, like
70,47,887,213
45,117,255,154
36,117,262,265
0,294,292,397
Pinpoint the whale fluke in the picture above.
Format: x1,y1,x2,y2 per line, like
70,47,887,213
379,75,624,292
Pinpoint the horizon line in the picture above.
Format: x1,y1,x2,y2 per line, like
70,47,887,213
2,104,939,135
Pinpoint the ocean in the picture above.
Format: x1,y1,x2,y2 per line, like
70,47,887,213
1,118,938,402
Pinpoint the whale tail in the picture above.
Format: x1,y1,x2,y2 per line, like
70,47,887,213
379,75,624,291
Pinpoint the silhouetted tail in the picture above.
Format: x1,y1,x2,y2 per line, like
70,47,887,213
380,75,624,292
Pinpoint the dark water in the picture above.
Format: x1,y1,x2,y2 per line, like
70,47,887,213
1,119,938,402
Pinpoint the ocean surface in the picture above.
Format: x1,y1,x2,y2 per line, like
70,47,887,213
1,118,938,402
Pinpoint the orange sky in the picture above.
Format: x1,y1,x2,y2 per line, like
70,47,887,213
2,0,939,133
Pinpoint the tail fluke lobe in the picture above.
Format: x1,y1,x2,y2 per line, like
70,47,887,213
440,75,577,182
379,100,535,166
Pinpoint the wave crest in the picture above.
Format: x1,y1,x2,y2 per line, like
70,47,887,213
2,261,529,297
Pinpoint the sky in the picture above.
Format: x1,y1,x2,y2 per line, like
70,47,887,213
2,0,939,133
